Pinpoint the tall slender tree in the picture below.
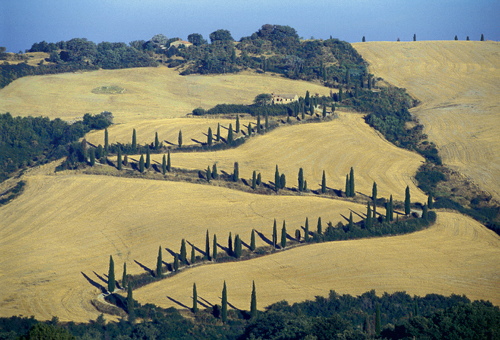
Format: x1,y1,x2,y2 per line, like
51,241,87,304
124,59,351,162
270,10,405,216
272,219,278,249
123,154,128,166
248,122,252,136
104,128,109,152
345,174,350,197
117,148,122,170
127,284,135,322
228,232,233,255
122,262,127,289
321,170,327,194
257,114,262,134
422,204,429,220
154,131,160,149
167,151,171,172
348,212,354,230
233,162,239,182
280,173,286,189
405,186,411,215
132,128,137,150
180,239,187,264
389,195,394,222
139,154,145,173
161,154,167,175
221,281,228,323
322,105,327,118
173,254,179,271
317,217,322,235
192,283,198,313
250,229,256,251
235,115,240,133
305,217,310,242
349,167,355,197
145,148,151,169
256,173,262,186
281,221,287,249
178,130,183,147
234,234,242,258
207,127,213,146
372,182,378,218
375,304,381,335
212,163,218,179
481,33,485,41
156,246,163,278
108,255,115,293
366,202,372,228
205,230,211,261
274,165,280,192
206,166,212,182
251,170,257,189
298,168,304,192
191,244,196,264
89,148,95,166
250,280,257,319
427,194,433,209
216,123,221,141
227,124,234,145
413,33,417,41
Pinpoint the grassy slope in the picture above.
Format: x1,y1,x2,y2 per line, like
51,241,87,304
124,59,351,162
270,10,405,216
353,41,500,201
0,67,331,123
134,211,500,311
144,111,426,203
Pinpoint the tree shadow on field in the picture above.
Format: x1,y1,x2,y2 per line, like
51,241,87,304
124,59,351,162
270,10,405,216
165,247,179,258
241,240,251,250
164,140,176,146
300,226,314,238
81,272,106,294
167,296,190,309
216,242,230,254
194,297,210,309
349,209,364,220
186,240,207,257
162,261,172,272
134,260,155,277
198,296,214,307
93,271,108,284
255,230,274,247
191,138,205,146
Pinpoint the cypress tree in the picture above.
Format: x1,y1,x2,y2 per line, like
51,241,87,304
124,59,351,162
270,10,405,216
366,202,372,228
233,162,239,182
274,165,280,192
389,195,394,222
156,246,163,278
162,154,167,175
256,173,262,186
180,239,187,264
481,33,484,41
192,283,198,313
427,194,433,209
228,232,233,255
331,104,336,114
108,255,115,293
345,174,350,197
349,167,355,197
191,244,196,264
303,180,307,191
422,204,429,220
81,139,88,161
227,123,234,145
257,114,262,134
280,173,286,189
375,304,381,335
321,170,326,194
272,219,277,249
405,186,411,215
338,88,343,102
248,122,252,136
301,108,305,120
122,262,127,289
139,155,145,173
89,148,95,166
221,281,228,323
205,230,211,261
145,148,151,169
178,130,183,147
127,284,135,322
213,234,218,261
305,217,310,242
281,221,287,249
251,170,257,189
295,229,301,242
235,115,240,133
123,154,128,166
413,33,417,41
317,217,322,235
250,229,256,251
362,36,366,42
207,127,213,146
322,105,327,118
250,280,257,319
212,163,218,179
167,151,171,172
132,128,137,150
155,131,160,149
372,182,378,218
104,128,109,152
234,234,242,258
348,212,354,230
216,123,221,141
454,35,458,41
206,166,211,182
173,254,179,271
305,90,310,106
298,168,304,191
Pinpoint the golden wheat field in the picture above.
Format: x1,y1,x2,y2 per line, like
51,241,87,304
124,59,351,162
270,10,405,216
0,169,369,322
134,210,500,311
141,111,426,203
354,41,500,201
0,67,331,123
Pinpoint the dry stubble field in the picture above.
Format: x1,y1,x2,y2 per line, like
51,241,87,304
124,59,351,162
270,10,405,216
354,41,500,201
0,67,331,123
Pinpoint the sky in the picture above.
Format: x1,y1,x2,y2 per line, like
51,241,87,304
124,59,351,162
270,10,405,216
1,0,499,52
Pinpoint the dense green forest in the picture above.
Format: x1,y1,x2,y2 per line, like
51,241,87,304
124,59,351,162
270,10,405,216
1,291,498,339
0,112,112,182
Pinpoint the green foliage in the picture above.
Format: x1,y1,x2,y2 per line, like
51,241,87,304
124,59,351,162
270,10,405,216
108,255,115,293
221,281,228,323
122,262,127,289
234,234,242,258
180,239,187,264
227,124,234,145
305,217,310,242
232,161,239,182
205,230,211,261
131,128,137,150
298,168,304,192
138,154,144,173
145,148,151,169
156,246,163,278
178,129,182,147
349,167,355,197
192,283,198,313
272,219,278,248
250,229,256,251
23,323,75,339
317,217,322,235
281,221,287,249
405,186,411,215
321,170,326,194
212,234,218,261
251,170,257,189
162,154,167,175
207,127,213,146
250,281,257,319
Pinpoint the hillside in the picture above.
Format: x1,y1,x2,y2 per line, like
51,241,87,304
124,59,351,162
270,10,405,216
0,67,331,124
353,41,500,202
134,211,500,310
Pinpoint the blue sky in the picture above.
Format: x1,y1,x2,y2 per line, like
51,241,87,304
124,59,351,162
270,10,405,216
1,0,499,52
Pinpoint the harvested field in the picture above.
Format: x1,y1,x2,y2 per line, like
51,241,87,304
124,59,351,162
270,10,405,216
134,211,500,310
0,171,367,322
354,41,500,201
0,67,331,123
147,112,426,202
